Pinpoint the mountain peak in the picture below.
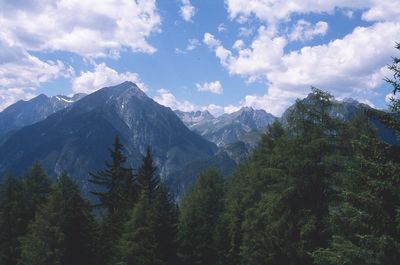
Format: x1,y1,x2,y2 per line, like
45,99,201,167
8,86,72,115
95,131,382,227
99,81,147,100
238,106,254,112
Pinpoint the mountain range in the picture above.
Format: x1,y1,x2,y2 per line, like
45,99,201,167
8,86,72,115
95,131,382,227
0,81,397,196
0,93,85,142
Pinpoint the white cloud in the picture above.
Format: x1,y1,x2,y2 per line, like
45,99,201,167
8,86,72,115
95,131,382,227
180,0,196,22
218,23,227,32
0,0,161,58
289,20,328,42
196,81,223,94
203,1,400,115
225,0,400,30
0,36,72,110
187,39,200,51
203,33,222,48
204,27,286,81
233,39,245,50
154,88,197,112
72,63,147,94
0,88,36,111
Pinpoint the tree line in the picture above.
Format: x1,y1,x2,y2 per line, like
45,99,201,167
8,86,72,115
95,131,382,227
1,45,400,265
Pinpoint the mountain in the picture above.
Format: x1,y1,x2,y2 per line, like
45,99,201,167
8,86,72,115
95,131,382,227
188,107,276,147
0,93,85,140
0,82,217,191
174,110,215,128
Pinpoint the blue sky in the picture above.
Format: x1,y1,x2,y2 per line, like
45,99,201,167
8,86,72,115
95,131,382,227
0,0,400,116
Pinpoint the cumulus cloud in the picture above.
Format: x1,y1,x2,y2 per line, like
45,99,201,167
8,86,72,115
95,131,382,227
206,22,400,115
180,0,196,22
0,0,161,58
154,88,197,112
204,27,286,81
0,36,72,110
225,0,400,34
201,1,400,115
72,63,147,94
196,81,223,94
289,20,328,42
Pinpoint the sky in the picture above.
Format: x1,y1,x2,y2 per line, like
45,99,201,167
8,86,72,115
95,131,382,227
0,0,400,117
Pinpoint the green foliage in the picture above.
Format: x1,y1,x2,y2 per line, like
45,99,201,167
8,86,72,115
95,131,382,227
112,193,157,265
19,172,97,265
21,161,52,223
385,43,400,112
0,173,25,265
89,136,137,264
113,154,178,265
138,147,160,198
89,135,136,215
312,131,400,265
178,169,225,265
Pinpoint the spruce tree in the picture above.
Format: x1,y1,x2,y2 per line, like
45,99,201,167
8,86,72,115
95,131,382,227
178,169,224,265
113,151,178,265
19,172,98,265
385,42,400,112
137,147,159,198
89,136,136,264
0,173,25,265
21,161,52,223
312,117,400,265
152,183,179,265
89,136,136,215
112,192,157,265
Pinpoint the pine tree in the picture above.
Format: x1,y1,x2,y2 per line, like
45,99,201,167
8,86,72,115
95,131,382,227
385,42,400,112
312,117,400,265
19,172,98,265
113,153,178,265
21,161,52,223
137,147,159,198
89,136,136,264
89,136,136,215
152,184,179,265
112,192,157,265
0,173,25,265
178,169,225,265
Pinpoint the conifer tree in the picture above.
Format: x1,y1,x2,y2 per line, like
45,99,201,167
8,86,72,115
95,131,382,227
19,172,98,265
152,183,179,265
137,147,159,198
385,42,400,112
89,136,136,214
312,118,400,265
89,136,136,264
22,161,52,223
0,173,25,265
178,169,224,265
113,152,178,265
112,192,157,265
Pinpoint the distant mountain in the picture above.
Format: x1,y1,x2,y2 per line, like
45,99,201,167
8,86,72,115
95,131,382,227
188,107,276,147
174,110,215,128
0,82,217,191
0,93,85,140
